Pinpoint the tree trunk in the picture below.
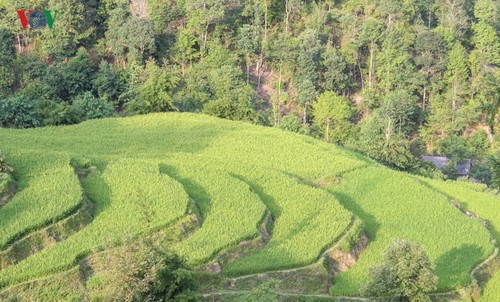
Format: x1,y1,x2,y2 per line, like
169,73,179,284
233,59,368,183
326,119,330,141
264,0,268,42
246,54,250,84
303,102,308,124
369,41,375,90
422,86,427,111
285,0,290,33
385,119,392,146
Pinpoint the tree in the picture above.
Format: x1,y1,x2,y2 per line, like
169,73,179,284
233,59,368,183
63,48,97,98
376,24,418,95
356,91,418,170
70,92,115,122
379,91,417,142
435,0,470,42
40,0,95,58
473,0,497,25
321,45,350,95
358,17,383,92
126,60,179,114
488,151,500,190
363,240,438,302
237,24,260,84
172,29,200,76
313,91,353,143
93,61,126,101
106,5,156,65
294,29,321,123
0,97,41,128
185,0,226,51
445,42,469,113
0,29,15,98
414,31,447,111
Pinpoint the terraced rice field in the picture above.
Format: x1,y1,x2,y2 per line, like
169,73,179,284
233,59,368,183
0,113,498,299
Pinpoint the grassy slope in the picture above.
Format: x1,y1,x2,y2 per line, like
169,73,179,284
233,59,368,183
0,113,497,296
0,159,190,286
413,178,500,301
329,168,492,295
0,151,82,249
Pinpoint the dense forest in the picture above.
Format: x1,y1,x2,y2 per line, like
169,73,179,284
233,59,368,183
0,0,499,187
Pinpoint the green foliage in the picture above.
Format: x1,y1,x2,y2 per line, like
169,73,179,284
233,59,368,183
238,280,279,302
92,61,126,101
363,240,438,302
0,151,12,174
64,48,97,97
320,45,350,94
0,29,14,98
313,91,353,143
435,135,473,161
279,113,302,133
488,151,500,190
87,238,198,302
106,5,156,64
0,97,41,128
355,91,419,170
70,92,115,121
126,60,179,114
40,0,95,57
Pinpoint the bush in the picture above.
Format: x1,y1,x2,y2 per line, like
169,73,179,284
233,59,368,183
0,97,41,128
87,238,198,302
363,240,438,302
70,92,115,122
279,113,302,133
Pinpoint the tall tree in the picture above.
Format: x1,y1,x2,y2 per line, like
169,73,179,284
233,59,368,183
294,29,321,123
126,60,179,114
0,29,14,98
313,91,352,143
445,42,469,113
376,23,418,95
414,31,447,111
185,0,226,52
435,0,470,42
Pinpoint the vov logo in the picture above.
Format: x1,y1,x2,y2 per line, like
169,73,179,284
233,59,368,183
17,10,59,29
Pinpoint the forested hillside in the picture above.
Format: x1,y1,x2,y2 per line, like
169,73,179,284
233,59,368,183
0,0,499,185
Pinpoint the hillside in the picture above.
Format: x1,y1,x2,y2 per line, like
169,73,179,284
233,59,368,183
0,113,498,300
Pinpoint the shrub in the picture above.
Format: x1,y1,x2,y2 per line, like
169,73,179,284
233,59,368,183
363,240,438,302
70,92,115,122
0,97,41,128
279,113,302,133
88,238,198,302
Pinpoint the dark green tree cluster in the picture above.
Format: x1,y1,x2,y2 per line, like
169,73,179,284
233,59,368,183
364,240,438,302
0,0,499,187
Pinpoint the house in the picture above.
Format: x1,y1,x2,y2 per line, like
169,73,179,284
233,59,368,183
421,156,472,176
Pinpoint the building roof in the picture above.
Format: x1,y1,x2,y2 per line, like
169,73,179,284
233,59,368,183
421,156,472,176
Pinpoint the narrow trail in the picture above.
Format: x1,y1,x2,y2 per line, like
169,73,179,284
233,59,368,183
202,289,461,301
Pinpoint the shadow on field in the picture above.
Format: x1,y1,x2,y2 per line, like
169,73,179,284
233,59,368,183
230,173,282,222
79,165,112,219
434,244,484,288
328,190,380,240
159,164,211,222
